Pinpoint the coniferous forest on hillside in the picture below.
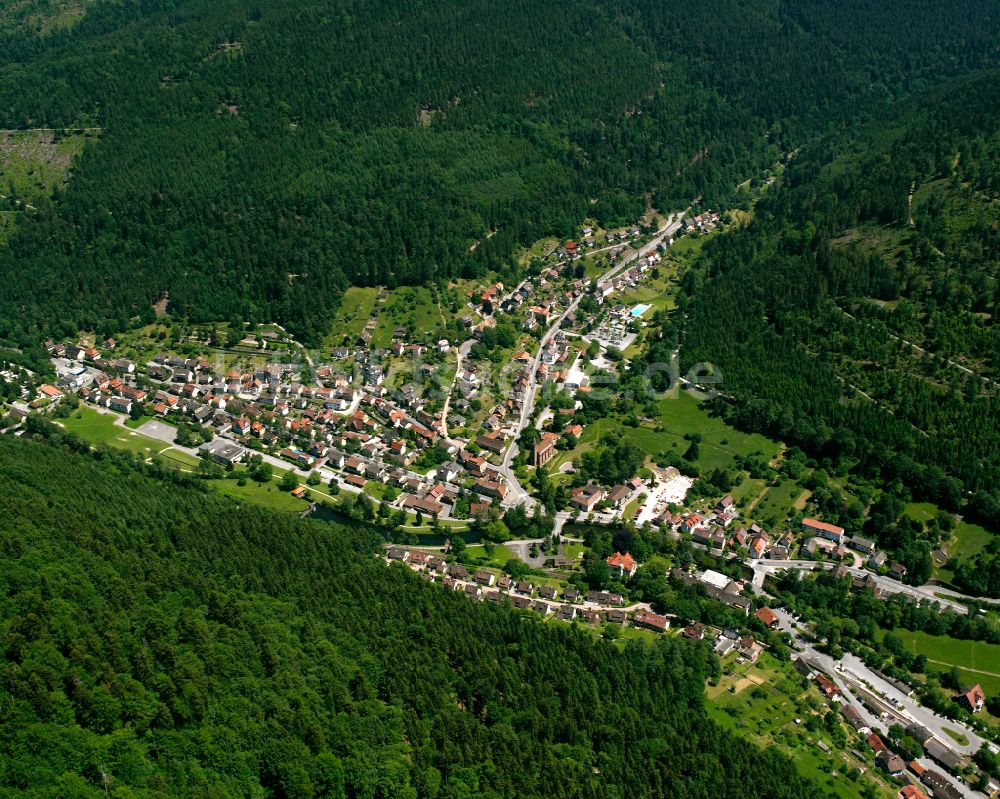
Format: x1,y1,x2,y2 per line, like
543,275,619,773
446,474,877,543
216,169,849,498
675,72,1000,592
3,1,1000,796
0,0,998,344
0,431,810,798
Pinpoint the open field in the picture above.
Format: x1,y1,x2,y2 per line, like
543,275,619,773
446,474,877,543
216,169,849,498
371,285,447,347
616,273,679,315
155,448,200,469
462,544,517,569
640,391,779,471
61,407,171,459
889,629,1000,696
516,236,560,266
948,520,993,561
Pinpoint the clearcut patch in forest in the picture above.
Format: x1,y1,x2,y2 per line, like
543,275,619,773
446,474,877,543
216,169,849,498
0,0,90,34
0,129,91,203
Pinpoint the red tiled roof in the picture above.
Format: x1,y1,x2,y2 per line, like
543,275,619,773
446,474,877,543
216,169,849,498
607,551,636,571
755,607,779,627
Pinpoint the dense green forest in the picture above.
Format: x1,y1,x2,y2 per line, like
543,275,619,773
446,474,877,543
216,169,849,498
675,71,1000,592
0,0,999,342
0,431,819,798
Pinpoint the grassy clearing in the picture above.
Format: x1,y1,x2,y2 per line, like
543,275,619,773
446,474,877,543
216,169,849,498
516,236,559,266
215,477,309,513
323,287,378,347
752,479,808,527
628,391,779,472
948,520,993,561
372,285,447,347
546,392,778,479
904,502,938,524
889,629,1000,695
616,273,679,315
463,544,516,569
156,448,200,469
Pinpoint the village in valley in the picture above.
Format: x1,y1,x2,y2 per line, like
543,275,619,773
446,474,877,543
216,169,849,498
3,199,1000,799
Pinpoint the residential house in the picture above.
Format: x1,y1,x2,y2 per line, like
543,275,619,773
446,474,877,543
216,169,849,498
850,535,875,554
840,704,870,734
953,684,986,713
464,583,482,600
738,635,763,664
816,673,841,700
876,750,905,776
755,607,780,629
476,432,506,454
715,495,735,513
923,771,963,799
606,484,632,509
606,551,638,579
474,479,508,500
530,600,553,616
474,570,497,587
682,624,705,640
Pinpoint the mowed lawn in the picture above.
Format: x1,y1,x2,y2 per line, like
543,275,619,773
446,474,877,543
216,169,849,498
215,477,310,514
61,407,170,459
948,521,994,561
890,629,1000,695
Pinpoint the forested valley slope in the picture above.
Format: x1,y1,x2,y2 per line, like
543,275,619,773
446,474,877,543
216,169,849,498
0,432,812,798
0,0,998,345
676,71,1000,594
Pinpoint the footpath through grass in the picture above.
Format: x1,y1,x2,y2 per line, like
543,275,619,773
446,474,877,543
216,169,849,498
61,407,170,459
889,629,1000,695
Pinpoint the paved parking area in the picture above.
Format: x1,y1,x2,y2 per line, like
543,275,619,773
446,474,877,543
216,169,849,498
137,419,178,444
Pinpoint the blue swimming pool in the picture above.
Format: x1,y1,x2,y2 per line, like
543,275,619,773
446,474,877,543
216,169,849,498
629,303,651,317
